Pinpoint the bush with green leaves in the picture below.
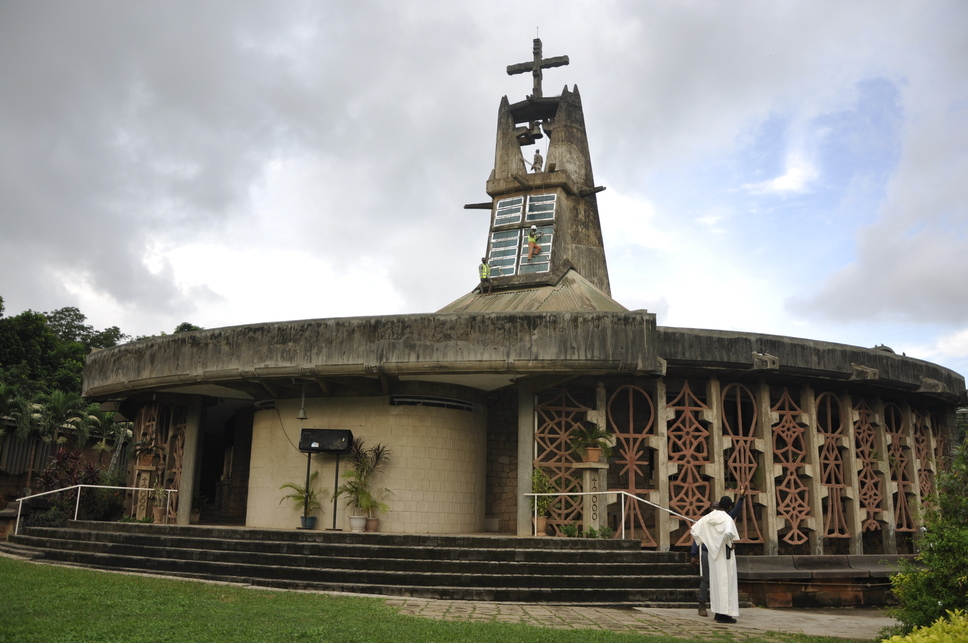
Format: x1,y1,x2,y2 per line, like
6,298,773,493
882,609,968,643
890,440,968,632
36,448,99,505
529,467,554,516
23,504,68,528
85,466,127,521
559,522,614,539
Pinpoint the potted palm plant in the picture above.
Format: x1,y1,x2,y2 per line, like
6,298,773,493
334,438,391,532
151,485,167,523
568,422,613,462
132,439,160,467
279,470,322,529
530,467,554,536
191,495,208,523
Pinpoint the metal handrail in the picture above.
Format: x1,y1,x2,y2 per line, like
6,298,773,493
14,484,178,536
524,489,696,538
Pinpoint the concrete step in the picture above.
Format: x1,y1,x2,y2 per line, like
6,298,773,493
7,521,700,605
12,535,694,579
16,525,683,564
0,540,43,559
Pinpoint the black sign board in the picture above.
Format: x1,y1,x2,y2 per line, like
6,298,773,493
298,429,353,454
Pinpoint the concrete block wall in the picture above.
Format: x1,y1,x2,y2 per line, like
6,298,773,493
247,397,486,533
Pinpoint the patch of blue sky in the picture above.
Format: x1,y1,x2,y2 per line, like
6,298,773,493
626,78,908,327
812,77,903,220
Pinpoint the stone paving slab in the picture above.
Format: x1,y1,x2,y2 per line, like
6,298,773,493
385,598,897,641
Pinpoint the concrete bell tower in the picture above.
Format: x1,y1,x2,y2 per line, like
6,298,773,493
442,38,618,313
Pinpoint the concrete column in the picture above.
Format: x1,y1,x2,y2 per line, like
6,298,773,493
177,397,204,526
872,397,898,555
901,403,921,549
516,384,535,536
800,386,825,555
706,378,725,501
841,391,863,554
654,379,671,551
573,462,608,531
757,381,779,555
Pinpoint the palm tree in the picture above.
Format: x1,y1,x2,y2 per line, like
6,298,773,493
85,406,131,469
0,382,30,438
34,390,91,445
335,438,392,518
20,391,90,488
0,383,30,466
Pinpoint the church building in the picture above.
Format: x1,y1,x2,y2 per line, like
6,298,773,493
83,39,965,558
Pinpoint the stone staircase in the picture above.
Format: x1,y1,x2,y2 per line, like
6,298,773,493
3,521,698,606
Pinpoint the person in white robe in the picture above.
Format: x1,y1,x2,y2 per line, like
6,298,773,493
690,495,740,623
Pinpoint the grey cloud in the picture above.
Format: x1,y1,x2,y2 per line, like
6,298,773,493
3,0,967,345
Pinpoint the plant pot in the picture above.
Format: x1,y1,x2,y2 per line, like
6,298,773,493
300,515,317,530
138,453,153,467
152,506,165,523
582,446,602,463
364,517,379,532
191,510,201,523
348,515,367,532
532,515,548,537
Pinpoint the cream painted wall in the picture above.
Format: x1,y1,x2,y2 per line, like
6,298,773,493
247,397,487,533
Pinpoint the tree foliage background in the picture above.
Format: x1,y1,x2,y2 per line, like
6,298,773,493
0,296,127,398
1,294,200,448
890,439,968,632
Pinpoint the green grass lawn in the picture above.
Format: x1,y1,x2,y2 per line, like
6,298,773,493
0,556,863,643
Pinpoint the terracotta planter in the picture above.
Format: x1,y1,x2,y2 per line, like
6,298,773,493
364,517,379,532
532,515,548,537
152,506,165,523
582,446,602,463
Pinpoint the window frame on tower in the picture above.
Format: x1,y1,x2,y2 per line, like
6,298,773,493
487,193,557,277
494,196,524,226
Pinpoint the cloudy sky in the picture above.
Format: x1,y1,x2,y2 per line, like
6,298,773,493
2,1,967,378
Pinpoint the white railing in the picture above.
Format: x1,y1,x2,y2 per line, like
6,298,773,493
13,485,178,536
524,490,695,538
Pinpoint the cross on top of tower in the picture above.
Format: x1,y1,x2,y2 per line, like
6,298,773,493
506,38,569,100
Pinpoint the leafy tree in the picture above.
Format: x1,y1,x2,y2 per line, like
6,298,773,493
0,309,61,397
43,306,127,348
0,303,129,397
890,438,968,631
134,322,205,341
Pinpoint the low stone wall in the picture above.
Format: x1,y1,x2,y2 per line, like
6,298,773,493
738,554,914,607
0,506,18,539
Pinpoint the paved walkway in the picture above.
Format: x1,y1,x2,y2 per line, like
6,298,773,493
385,598,897,641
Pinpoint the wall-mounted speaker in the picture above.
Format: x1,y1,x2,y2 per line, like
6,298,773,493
298,429,354,454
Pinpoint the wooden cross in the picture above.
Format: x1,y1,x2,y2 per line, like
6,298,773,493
506,38,569,99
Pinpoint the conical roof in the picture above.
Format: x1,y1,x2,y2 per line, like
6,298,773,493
438,268,627,313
